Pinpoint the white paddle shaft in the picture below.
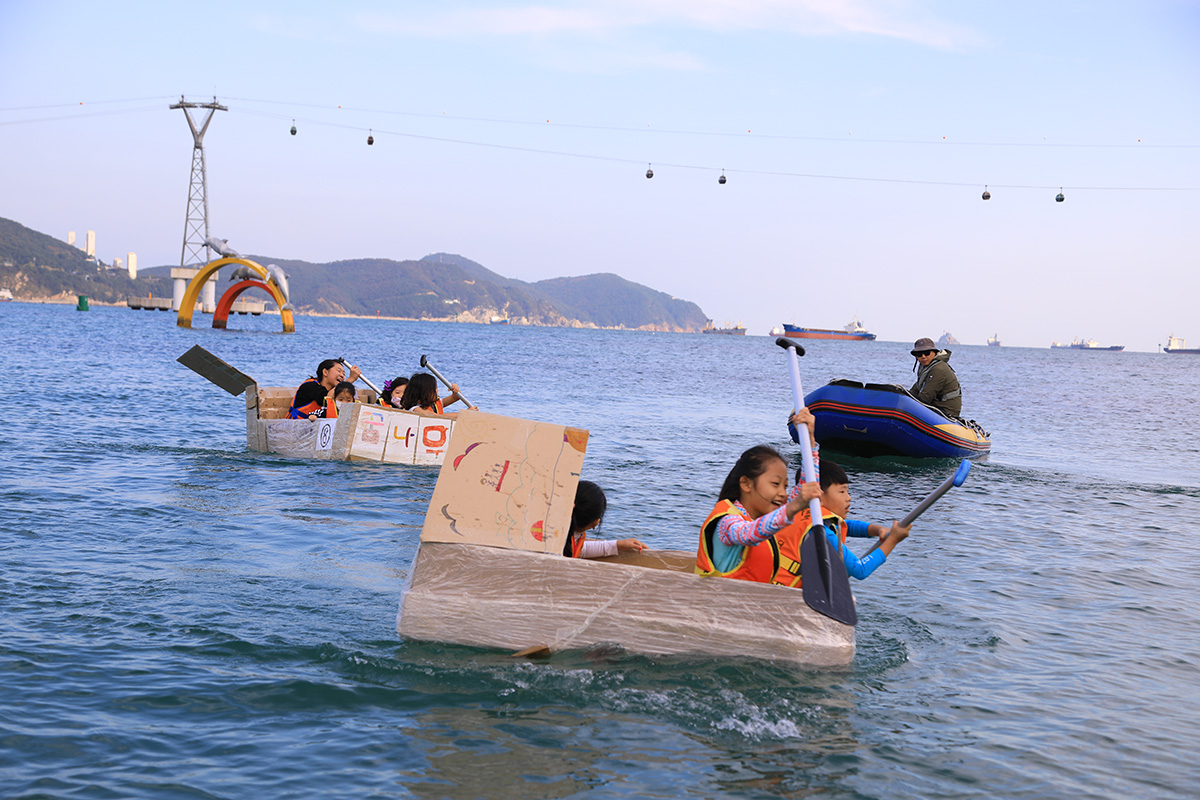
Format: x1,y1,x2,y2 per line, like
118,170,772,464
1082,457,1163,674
785,346,823,524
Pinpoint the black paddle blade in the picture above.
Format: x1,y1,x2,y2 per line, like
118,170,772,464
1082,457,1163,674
774,337,806,356
800,525,858,626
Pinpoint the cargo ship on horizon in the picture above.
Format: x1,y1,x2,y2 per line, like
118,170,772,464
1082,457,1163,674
782,316,876,341
1051,338,1125,351
1164,334,1200,354
702,319,747,335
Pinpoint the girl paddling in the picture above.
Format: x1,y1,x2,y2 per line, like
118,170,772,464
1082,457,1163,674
398,372,476,418
696,410,822,582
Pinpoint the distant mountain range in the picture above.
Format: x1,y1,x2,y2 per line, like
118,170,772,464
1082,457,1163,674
0,217,708,332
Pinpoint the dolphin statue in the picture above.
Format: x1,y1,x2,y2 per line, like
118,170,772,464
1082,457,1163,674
265,264,290,302
228,264,260,282
204,235,241,258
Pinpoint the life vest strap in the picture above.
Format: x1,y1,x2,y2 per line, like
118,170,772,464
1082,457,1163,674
778,553,802,577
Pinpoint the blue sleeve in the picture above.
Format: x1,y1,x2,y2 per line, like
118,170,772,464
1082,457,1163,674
826,527,887,580
708,536,745,574
845,519,872,538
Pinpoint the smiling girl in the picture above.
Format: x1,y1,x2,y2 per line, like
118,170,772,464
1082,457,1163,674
695,410,821,582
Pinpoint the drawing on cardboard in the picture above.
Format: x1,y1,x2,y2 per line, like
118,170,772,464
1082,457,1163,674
453,442,482,469
420,410,588,553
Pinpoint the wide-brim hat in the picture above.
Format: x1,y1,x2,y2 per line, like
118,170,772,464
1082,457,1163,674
910,337,937,356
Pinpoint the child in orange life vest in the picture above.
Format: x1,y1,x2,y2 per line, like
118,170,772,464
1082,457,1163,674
696,411,823,581
398,373,477,419
563,481,648,558
771,460,912,587
310,382,356,419
379,376,408,408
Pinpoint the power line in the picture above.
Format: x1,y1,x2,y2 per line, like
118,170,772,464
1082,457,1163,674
233,108,1200,192
0,95,176,112
224,94,1199,150
0,105,164,126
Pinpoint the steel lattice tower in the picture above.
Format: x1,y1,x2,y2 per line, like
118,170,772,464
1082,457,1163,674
170,96,227,267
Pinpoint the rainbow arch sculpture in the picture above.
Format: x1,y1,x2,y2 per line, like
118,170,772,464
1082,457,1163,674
214,279,272,329
176,257,295,333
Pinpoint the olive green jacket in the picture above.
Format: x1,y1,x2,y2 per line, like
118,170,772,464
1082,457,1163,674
910,350,962,417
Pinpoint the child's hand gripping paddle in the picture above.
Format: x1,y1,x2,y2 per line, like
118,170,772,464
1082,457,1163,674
420,354,475,408
776,337,857,627
859,459,972,558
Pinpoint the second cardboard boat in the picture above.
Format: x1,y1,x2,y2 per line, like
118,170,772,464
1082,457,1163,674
397,410,855,666
178,345,455,466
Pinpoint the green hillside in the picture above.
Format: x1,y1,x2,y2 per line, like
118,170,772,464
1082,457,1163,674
252,255,566,323
0,217,170,302
2,216,709,330
419,253,708,330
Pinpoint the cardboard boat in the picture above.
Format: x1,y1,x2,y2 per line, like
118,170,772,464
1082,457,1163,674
178,345,454,466
396,410,855,666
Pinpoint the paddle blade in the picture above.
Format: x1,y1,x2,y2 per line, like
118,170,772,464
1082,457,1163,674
800,525,858,626
775,337,806,356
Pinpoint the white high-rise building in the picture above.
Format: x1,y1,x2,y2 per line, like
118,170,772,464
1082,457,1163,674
85,231,96,257
113,257,124,270
127,252,137,279
68,231,76,246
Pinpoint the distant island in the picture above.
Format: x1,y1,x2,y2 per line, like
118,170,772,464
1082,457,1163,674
0,217,709,332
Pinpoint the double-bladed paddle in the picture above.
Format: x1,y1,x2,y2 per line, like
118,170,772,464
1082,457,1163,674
859,459,972,558
776,337,857,626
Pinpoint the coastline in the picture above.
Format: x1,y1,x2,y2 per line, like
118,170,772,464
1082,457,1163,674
4,295,703,333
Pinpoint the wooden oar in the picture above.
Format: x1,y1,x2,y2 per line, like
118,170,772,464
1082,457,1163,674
511,644,552,659
776,337,857,627
859,459,972,558
420,354,475,408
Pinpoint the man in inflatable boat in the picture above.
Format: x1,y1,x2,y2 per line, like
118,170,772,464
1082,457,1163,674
910,337,962,417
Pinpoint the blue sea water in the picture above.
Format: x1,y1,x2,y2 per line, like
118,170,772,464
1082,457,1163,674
2,302,1199,799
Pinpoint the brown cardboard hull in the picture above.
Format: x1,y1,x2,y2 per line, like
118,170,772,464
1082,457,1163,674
398,542,856,666
176,347,454,466
246,390,453,466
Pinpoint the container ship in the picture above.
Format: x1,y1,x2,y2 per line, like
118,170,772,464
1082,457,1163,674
782,316,875,341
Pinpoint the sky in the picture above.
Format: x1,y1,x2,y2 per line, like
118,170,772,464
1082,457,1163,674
1,0,1197,350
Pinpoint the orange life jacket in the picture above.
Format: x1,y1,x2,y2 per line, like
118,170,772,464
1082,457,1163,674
565,531,586,558
420,398,445,414
771,506,847,588
695,500,779,582
325,397,337,419
288,378,324,418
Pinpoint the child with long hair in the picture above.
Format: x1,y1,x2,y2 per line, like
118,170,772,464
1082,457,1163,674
398,372,475,418
562,481,647,558
695,410,821,582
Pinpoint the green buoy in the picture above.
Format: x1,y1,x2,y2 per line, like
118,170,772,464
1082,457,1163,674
76,295,89,311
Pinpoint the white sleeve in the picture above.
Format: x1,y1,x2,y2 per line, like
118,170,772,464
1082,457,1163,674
578,539,619,559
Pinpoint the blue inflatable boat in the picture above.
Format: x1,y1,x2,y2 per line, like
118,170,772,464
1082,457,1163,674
794,380,991,459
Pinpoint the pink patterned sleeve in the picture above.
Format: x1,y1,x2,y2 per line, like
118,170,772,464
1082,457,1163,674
716,504,791,546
